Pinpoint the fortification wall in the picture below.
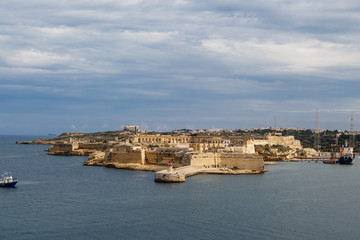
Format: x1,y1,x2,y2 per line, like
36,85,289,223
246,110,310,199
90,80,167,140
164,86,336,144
145,149,191,167
189,152,263,170
190,153,217,168
252,139,269,145
218,153,264,170
107,150,145,165
146,152,178,165
252,136,302,150
78,142,104,150
52,143,78,152
267,136,302,149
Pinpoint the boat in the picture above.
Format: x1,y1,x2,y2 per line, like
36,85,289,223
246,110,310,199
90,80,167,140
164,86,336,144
0,172,18,187
338,146,355,165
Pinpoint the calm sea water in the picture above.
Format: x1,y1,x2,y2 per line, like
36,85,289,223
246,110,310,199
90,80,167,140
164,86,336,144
1,135,360,240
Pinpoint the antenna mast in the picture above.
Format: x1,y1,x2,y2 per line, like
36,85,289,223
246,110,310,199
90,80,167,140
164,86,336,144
350,112,355,147
314,109,321,152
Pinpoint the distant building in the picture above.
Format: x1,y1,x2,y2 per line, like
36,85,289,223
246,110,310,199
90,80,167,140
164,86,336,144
123,125,139,132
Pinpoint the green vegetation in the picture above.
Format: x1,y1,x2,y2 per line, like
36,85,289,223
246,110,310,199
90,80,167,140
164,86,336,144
281,129,359,152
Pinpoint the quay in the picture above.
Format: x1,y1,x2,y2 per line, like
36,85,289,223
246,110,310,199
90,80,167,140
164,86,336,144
292,158,339,164
154,162,264,183
154,166,200,182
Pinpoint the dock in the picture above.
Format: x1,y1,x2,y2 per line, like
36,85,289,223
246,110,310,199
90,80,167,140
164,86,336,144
322,159,339,164
291,157,339,164
154,166,199,183
154,166,264,183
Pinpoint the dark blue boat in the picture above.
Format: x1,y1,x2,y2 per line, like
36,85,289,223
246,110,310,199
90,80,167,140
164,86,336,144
338,147,355,165
0,172,18,187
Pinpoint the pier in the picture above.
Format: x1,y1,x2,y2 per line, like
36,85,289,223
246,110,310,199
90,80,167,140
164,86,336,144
154,165,264,183
291,157,339,164
154,166,200,183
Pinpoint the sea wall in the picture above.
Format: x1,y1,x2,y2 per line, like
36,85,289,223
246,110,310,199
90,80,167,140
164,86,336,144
145,151,181,166
106,149,145,165
218,153,264,170
145,148,191,167
105,144,264,171
189,152,264,170
78,142,105,151
190,153,217,168
51,142,79,153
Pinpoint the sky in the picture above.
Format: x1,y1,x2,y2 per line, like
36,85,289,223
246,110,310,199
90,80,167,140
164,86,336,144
1,0,360,134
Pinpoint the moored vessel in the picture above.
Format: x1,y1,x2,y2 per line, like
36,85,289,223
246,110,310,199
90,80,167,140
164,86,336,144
338,147,355,165
0,172,18,187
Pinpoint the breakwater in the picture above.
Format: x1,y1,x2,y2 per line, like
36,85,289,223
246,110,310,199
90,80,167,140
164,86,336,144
154,166,265,183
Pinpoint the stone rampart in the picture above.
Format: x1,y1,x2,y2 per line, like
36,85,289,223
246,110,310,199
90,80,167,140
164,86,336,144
107,150,145,165
51,142,79,153
146,152,177,166
104,144,264,171
190,153,217,168
218,153,264,170
252,135,302,150
78,142,104,150
105,145,145,165
145,148,191,167
189,152,264,170
267,136,302,149
252,139,269,145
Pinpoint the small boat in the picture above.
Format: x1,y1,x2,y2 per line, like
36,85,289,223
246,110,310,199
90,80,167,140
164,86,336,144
0,172,18,187
338,147,355,165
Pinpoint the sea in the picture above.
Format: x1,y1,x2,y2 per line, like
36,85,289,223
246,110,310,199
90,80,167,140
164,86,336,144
1,135,360,240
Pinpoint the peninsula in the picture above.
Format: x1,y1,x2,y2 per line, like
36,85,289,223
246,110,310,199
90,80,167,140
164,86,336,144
18,126,324,182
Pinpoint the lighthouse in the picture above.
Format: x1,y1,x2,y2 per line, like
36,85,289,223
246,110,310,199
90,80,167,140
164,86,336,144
167,160,173,172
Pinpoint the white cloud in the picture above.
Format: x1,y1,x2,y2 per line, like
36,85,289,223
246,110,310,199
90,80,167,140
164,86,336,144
140,122,149,130
1,0,360,133
5,49,72,68
154,123,171,131
118,30,179,43
202,37,360,74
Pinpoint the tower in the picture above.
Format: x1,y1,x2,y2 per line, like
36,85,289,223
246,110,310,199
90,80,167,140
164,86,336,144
314,109,321,152
350,112,355,147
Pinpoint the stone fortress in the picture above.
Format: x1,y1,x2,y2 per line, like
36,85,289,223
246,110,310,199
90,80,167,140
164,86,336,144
46,126,305,182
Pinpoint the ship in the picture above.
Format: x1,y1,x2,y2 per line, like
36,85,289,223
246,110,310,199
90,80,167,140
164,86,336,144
338,146,355,165
0,172,18,187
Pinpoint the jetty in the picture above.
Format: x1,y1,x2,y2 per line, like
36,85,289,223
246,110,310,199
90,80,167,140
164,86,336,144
290,157,341,164
154,162,264,183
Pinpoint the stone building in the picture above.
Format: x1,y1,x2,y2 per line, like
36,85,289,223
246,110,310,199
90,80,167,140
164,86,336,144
131,134,191,144
251,133,302,150
123,125,139,132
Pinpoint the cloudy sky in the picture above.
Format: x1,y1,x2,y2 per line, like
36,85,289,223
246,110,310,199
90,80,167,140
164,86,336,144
1,0,360,134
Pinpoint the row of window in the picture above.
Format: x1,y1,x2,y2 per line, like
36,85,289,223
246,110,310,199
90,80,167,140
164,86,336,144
138,138,190,143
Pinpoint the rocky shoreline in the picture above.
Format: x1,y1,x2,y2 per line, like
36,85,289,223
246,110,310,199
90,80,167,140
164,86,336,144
16,139,54,145
19,130,306,183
